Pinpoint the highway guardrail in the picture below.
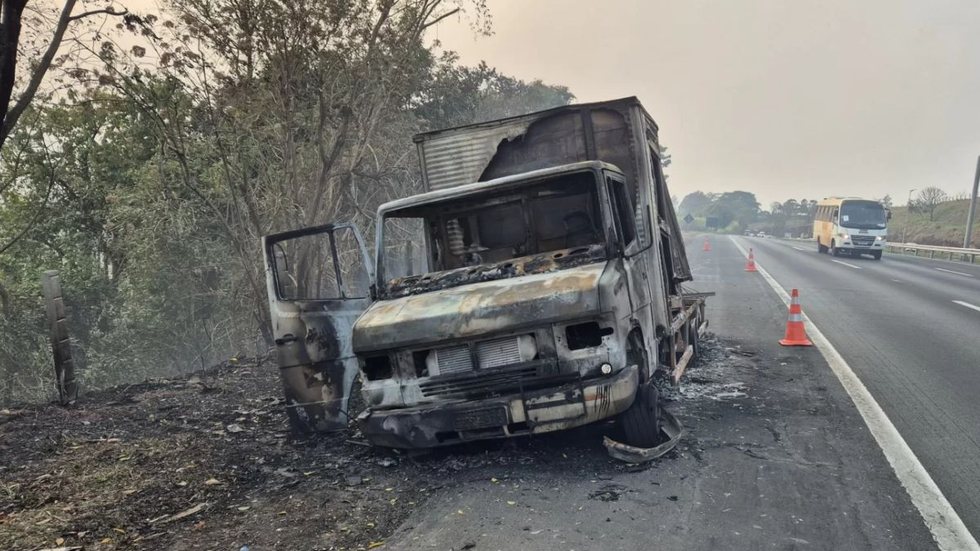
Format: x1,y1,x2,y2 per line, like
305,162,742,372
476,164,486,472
886,242,980,264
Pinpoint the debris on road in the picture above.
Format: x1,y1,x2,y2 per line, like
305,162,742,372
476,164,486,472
603,408,684,464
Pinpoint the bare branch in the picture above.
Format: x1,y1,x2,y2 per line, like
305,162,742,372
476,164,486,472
1,0,78,149
68,6,127,22
422,8,460,30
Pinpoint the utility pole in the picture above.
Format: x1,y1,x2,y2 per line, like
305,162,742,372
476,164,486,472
964,156,980,249
902,188,916,243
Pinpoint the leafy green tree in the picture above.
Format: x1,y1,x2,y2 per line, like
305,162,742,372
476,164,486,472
0,0,574,403
678,191,713,217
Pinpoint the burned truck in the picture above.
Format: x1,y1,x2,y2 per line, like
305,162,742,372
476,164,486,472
262,97,707,449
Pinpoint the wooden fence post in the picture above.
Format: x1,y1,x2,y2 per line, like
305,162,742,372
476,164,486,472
41,270,77,404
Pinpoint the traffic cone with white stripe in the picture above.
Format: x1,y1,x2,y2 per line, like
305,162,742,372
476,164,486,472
703,239,711,252
745,248,758,272
779,289,813,347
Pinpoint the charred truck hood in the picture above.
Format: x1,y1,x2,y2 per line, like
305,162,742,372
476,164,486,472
352,256,609,353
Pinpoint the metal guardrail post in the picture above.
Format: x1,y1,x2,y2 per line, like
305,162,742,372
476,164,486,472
41,270,78,405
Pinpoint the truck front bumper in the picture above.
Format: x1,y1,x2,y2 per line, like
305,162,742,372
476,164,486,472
357,364,639,448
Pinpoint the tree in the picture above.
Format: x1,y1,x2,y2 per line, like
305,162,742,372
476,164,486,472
914,187,948,221
782,199,799,216
0,0,578,402
0,0,130,152
678,191,712,217
707,191,759,230
877,194,893,208
415,58,572,130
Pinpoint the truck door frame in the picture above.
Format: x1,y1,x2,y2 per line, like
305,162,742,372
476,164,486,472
262,222,374,433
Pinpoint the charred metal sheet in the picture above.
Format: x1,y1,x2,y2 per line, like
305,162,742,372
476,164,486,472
270,298,369,433
384,244,604,299
280,359,355,432
358,365,638,449
353,258,608,354
262,224,373,435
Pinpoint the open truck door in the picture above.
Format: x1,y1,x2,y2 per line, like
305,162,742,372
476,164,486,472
262,223,373,433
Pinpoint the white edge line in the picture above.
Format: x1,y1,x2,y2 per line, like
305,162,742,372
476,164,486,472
952,300,980,313
729,236,979,551
831,259,862,270
792,246,805,251
935,267,974,278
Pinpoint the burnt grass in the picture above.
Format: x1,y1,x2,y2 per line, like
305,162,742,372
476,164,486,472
0,336,737,550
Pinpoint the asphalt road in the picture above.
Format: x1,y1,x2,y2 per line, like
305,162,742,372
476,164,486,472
726,234,980,541
384,235,941,550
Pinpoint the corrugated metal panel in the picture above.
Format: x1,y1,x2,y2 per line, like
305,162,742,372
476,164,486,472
418,124,531,191
476,337,523,369
433,345,472,375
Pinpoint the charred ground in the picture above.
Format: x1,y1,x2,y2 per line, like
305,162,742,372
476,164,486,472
0,331,937,550
1,349,675,551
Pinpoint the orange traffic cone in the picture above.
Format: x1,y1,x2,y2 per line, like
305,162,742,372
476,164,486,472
779,289,813,347
745,248,758,272
703,239,711,252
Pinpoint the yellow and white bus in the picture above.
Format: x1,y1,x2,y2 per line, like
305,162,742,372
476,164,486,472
813,197,889,260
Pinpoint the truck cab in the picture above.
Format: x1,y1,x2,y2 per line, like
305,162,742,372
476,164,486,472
262,98,706,448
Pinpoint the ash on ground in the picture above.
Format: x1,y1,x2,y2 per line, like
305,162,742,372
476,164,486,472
1,336,748,550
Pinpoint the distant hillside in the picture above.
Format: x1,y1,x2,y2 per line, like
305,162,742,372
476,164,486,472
889,198,979,247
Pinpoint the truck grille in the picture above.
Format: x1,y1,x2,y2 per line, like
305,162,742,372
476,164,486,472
851,235,875,246
419,361,571,400
431,336,529,375
432,345,472,375
476,337,524,368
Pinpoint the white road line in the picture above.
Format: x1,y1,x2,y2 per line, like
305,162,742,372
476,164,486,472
729,236,979,551
935,267,974,278
792,246,805,251
953,300,980,313
831,259,862,270
891,279,902,283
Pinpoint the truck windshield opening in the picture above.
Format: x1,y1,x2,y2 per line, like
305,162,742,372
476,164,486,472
840,200,887,229
379,171,606,297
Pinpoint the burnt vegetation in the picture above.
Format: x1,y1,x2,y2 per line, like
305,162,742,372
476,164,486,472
0,0,573,404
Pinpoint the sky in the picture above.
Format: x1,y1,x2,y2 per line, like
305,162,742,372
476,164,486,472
430,0,980,207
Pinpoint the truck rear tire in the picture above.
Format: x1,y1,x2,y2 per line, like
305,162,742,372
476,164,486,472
817,239,828,253
688,318,701,368
620,384,663,448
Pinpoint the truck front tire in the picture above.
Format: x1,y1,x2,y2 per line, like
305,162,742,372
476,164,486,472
620,384,663,448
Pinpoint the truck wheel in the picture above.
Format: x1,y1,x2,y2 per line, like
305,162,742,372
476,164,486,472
872,251,882,260
817,239,828,253
831,240,840,256
620,384,663,448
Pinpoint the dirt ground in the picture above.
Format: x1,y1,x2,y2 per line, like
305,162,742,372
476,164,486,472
1,350,669,551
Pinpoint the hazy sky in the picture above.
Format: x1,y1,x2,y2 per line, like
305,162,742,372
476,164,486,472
431,0,980,207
